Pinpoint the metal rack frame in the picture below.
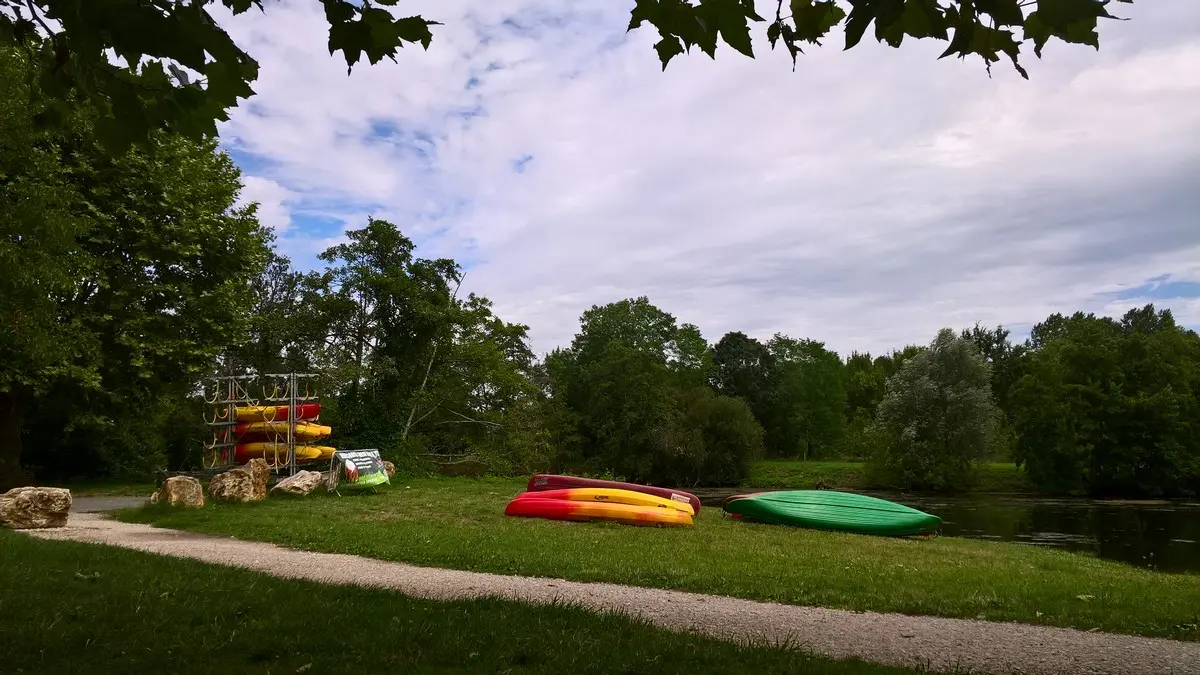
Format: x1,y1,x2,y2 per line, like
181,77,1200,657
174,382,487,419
202,372,320,476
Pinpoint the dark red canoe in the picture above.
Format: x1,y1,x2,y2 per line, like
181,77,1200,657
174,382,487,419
526,474,702,515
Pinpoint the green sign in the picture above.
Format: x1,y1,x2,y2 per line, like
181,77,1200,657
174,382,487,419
328,449,390,491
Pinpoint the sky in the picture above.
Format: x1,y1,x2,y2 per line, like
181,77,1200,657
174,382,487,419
213,0,1200,360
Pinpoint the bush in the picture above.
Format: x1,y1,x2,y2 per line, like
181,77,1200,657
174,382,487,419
648,388,765,487
867,328,997,491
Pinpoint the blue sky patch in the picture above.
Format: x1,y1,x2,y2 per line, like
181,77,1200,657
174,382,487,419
513,154,535,173
224,147,277,175
1110,276,1200,300
368,119,401,140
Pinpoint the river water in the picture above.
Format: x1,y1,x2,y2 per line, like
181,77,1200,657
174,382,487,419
692,488,1200,575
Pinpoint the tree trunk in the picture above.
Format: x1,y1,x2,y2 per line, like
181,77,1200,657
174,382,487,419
0,388,30,491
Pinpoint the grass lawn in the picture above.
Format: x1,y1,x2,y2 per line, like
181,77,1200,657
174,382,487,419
746,460,1035,493
0,531,922,675
117,477,1200,641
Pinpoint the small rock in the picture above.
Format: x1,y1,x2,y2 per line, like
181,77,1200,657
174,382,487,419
155,476,205,508
383,460,396,479
149,490,160,505
209,459,269,503
0,486,72,529
270,470,323,496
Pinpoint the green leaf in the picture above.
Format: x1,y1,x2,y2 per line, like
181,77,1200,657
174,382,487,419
654,36,685,68
767,20,782,46
789,0,847,43
220,0,262,14
395,16,437,49
321,0,356,25
779,23,802,65
1024,0,1116,53
898,0,949,40
1022,12,1052,57
937,4,977,60
975,0,1026,27
843,0,877,51
708,0,756,57
327,16,372,71
628,0,662,30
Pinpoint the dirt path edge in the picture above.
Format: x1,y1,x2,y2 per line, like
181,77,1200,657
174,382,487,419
22,513,1200,675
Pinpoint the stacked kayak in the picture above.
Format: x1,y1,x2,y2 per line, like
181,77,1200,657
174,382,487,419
233,442,335,464
505,487,694,527
235,403,322,422
231,404,334,467
722,490,941,537
234,420,332,441
526,473,702,515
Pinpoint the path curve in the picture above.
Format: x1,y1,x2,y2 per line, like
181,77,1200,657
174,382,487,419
25,513,1200,675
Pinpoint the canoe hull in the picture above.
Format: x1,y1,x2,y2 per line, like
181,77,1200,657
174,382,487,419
526,474,701,515
723,490,941,536
233,420,332,442
235,403,321,423
512,487,695,516
505,496,693,527
234,443,329,464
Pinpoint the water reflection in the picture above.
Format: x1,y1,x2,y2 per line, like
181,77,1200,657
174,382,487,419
694,488,1200,574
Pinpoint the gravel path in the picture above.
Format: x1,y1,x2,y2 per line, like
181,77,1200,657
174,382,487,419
69,496,147,513
24,513,1200,675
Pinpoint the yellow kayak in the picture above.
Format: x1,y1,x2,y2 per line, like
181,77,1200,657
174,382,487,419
532,487,695,515
234,443,325,463
234,420,332,441
506,496,694,527
234,403,321,422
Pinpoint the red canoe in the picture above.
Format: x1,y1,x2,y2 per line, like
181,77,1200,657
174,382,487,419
526,474,702,515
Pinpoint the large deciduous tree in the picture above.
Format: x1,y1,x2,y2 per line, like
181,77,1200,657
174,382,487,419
1,44,273,488
302,218,539,470
548,297,763,486
710,331,774,412
759,334,846,460
869,327,997,490
0,1,1133,156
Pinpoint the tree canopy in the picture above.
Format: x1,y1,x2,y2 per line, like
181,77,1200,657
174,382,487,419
868,328,998,490
0,0,1133,155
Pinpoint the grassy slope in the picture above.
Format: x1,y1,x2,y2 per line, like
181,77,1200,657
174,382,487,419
117,477,1200,641
746,461,1035,493
0,530,920,675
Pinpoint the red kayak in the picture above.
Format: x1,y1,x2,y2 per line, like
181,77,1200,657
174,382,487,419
526,474,701,515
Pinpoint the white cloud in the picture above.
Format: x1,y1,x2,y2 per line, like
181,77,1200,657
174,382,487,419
235,175,294,234
211,0,1200,358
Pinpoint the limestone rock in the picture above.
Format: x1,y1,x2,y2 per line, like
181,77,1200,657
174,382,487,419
382,460,396,479
209,459,269,503
149,490,160,504
156,476,205,508
0,486,72,529
248,458,268,501
270,470,323,496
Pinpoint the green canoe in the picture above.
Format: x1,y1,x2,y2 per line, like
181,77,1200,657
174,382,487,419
722,490,942,536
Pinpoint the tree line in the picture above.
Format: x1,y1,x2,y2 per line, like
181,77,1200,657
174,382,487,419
4,42,1197,499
